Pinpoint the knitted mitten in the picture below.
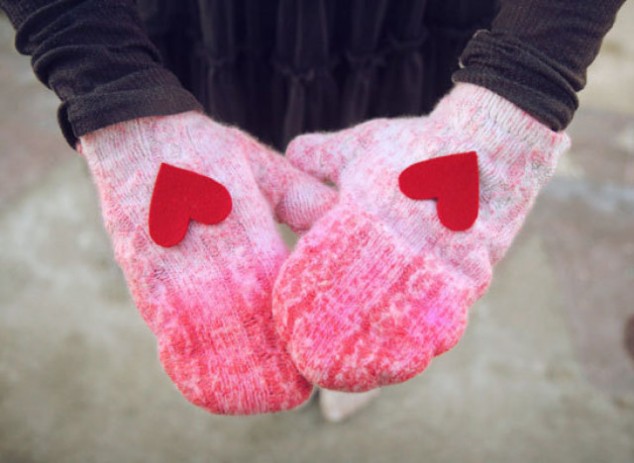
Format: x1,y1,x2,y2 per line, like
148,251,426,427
78,111,337,414
273,84,570,392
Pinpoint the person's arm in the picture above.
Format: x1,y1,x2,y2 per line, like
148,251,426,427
453,0,627,131
0,0,202,147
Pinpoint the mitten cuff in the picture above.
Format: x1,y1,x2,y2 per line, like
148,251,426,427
435,83,571,162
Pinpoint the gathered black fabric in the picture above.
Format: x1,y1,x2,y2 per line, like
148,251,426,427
139,0,497,150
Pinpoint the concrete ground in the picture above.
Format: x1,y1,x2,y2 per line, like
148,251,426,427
1,5,634,463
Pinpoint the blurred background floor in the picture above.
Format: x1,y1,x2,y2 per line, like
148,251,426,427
1,5,634,463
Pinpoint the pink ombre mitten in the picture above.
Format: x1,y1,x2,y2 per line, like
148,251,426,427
273,83,570,392
78,111,336,414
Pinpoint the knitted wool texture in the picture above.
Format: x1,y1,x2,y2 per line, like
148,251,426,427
273,83,571,392
78,111,337,414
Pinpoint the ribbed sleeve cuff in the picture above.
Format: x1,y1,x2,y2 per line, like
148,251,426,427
58,70,203,148
452,31,579,132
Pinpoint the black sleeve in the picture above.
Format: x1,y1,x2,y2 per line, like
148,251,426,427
452,0,627,131
0,0,203,147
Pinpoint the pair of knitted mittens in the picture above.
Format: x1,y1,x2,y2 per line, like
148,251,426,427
79,83,569,414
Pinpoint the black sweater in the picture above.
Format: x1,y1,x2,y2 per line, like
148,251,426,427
0,0,627,148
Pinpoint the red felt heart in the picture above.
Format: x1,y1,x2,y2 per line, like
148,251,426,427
149,163,232,247
398,151,479,231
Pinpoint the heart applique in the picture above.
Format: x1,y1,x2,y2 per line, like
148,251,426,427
398,151,479,231
149,163,232,247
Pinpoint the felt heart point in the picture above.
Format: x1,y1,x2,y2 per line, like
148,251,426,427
149,163,232,247
398,151,479,231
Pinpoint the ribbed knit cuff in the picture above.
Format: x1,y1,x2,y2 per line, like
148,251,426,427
435,83,571,161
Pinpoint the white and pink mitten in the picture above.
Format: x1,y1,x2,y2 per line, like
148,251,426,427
78,111,336,414
273,83,570,392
